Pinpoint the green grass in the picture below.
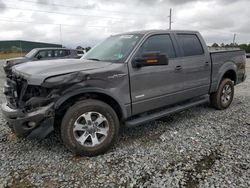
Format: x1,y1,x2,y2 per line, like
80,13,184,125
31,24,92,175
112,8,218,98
0,53,24,59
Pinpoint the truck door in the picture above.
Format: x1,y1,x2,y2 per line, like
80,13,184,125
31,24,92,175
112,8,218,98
128,34,184,115
174,33,211,97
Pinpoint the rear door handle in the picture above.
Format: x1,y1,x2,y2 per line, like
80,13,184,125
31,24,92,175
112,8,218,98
175,65,182,71
205,62,209,66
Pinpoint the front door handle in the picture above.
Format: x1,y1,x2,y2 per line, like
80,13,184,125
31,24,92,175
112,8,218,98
175,65,182,71
205,62,209,66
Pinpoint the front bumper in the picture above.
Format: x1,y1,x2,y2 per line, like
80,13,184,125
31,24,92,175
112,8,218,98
243,74,247,82
1,102,55,139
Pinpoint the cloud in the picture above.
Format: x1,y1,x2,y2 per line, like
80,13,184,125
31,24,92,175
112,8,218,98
0,0,249,47
37,0,48,4
35,0,96,10
0,0,6,11
169,0,241,5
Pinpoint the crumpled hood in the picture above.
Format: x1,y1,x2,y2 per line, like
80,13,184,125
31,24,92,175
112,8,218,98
13,59,113,85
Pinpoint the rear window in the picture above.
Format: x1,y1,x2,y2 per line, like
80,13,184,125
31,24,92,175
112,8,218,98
177,34,204,56
54,50,66,57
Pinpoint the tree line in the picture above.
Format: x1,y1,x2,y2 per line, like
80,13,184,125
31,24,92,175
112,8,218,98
211,43,250,53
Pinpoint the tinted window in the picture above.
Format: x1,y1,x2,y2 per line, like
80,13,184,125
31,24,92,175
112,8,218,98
177,34,204,56
138,34,176,58
54,50,67,57
47,50,53,57
36,50,53,58
65,50,70,56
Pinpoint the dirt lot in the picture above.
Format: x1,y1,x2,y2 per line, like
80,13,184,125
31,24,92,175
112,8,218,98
0,53,24,60
0,59,249,187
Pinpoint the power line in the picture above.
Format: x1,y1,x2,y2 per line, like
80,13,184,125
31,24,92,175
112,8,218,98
0,18,129,45
0,6,133,22
59,24,62,45
16,0,162,17
0,17,126,29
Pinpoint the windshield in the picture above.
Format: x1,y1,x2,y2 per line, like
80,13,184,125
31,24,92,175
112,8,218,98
25,49,38,58
83,34,143,62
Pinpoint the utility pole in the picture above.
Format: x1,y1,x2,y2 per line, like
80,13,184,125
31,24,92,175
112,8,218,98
59,24,62,45
168,8,173,30
233,33,236,46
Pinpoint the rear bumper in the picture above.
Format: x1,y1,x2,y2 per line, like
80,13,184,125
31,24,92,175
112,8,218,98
1,102,55,139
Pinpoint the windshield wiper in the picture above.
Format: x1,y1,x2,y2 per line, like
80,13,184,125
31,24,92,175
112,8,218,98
87,58,100,61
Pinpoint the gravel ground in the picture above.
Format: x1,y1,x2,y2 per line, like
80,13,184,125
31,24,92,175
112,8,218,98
0,59,250,188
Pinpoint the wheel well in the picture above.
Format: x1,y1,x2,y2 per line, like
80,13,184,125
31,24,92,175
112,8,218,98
54,92,123,128
222,70,236,83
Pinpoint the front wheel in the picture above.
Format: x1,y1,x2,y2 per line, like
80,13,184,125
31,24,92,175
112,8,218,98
210,78,234,110
61,99,119,156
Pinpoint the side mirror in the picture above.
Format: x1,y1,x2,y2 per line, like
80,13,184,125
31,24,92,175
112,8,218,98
132,51,168,68
37,54,42,60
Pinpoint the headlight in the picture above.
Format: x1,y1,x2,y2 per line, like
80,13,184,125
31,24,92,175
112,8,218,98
5,60,12,65
42,72,86,88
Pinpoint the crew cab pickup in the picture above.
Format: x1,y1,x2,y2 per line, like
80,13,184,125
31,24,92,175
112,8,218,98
1,30,246,156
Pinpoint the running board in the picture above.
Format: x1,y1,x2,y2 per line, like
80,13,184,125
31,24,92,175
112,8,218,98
125,95,209,127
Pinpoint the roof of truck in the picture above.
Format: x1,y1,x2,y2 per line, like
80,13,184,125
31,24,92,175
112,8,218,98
119,29,199,35
32,47,76,51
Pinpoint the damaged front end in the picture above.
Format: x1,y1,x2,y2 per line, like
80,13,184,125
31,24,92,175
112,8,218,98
1,70,88,139
1,74,57,139
1,58,115,140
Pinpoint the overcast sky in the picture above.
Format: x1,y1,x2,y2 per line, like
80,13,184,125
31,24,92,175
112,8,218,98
0,0,249,48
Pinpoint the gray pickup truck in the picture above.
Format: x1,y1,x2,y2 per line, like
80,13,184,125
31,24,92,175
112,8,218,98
1,30,246,156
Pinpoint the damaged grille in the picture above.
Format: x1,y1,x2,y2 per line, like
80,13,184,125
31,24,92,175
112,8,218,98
3,61,12,76
4,74,53,110
4,75,27,108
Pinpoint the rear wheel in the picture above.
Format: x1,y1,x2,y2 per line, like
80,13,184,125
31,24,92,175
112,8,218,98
61,99,119,156
210,78,234,110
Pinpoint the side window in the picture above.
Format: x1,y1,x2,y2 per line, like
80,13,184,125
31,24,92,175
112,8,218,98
177,34,204,56
54,50,67,57
54,50,59,57
47,50,53,57
137,34,176,58
37,50,47,58
65,50,70,56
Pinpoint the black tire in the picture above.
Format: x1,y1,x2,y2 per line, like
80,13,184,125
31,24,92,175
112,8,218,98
61,99,119,156
210,78,234,110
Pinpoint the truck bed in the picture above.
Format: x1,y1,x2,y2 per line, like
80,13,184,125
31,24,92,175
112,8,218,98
209,49,246,92
208,47,241,53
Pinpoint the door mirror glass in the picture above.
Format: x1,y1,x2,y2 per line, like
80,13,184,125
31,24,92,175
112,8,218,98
133,51,168,68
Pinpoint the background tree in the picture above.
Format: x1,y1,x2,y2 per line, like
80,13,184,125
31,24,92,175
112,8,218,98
76,46,84,50
238,44,250,53
211,43,219,47
85,47,91,52
210,42,250,53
